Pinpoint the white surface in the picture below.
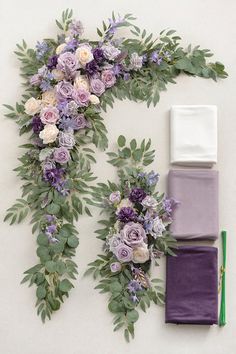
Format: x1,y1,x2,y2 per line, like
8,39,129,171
0,1,235,353
170,105,217,166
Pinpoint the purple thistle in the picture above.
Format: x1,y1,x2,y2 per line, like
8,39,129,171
93,48,105,63
31,116,43,134
85,60,99,76
47,55,58,69
127,279,142,293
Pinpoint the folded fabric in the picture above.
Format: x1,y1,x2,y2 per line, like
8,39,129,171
170,105,217,166
168,169,219,240
165,246,218,325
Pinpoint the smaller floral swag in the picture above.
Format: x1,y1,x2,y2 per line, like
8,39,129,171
85,136,178,342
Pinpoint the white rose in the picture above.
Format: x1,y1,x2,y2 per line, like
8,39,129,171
75,45,93,66
89,94,100,105
52,69,65,81
42,90,57,107
39,124,59,144
133,245,150,264
74,75,89,91
56,43,67,55
24,97,41,116
117,198,133,212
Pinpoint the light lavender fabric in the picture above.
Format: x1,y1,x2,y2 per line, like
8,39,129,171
168,169,219,240
165,246,218,325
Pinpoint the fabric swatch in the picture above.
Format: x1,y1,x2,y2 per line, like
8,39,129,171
168,169,219,240
170,105,217,166
165,246,218,325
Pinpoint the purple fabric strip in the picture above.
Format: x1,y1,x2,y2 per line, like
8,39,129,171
168,169,219,240
165,246,218,325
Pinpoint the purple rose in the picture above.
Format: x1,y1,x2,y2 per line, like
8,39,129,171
31,116,43,134
117,207,137,223
72,89,90,107
53,147,70,164
30,74,41,86
40,106,59,124
58,131,75,149
57,52,78,73
109,191,121,204
93,48,105,63
115,244,133,263
121,222,147,248
90,78,105,97
56,81,74,100
101,70,116,88
110,262,122,273
129,188,147,203
73,114,88,130
101,44,121,60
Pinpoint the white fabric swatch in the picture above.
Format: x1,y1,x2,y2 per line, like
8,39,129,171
170,105,217,166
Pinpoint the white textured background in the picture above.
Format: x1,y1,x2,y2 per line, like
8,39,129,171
0,1,235,353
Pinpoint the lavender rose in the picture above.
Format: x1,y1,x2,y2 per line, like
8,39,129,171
40,106,59,124
53,147,70,164
90,78,105,97
129,188,147,203
121,222,147,248
72,88,90,107
73,114,88,130
101,70,116,88
101,44,121,60
109,191,121,204
56,80,74,99
109,234,122,252
57,52,78,73
141,195,158,209
58,131,75,149
115,244,133,263
110,262,122,273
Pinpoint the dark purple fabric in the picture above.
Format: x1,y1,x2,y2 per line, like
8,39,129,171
168,169,219,240
165,246,218,325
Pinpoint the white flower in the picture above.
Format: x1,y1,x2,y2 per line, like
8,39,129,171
152,217,165,236
89,95,100,105
52,69,65,81
42,90,57,107
39,124,59,144
39,148,54,162
75,45,93,66
130,52,143,70
24,97,41,115
74,74,90,91
56,43,67,55
117,198,133,211
133,245,150,263
142,195,158,209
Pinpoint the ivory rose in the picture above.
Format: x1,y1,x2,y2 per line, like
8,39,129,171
42,90,57,106
75,45,93,66
39,124,59,144
24,97,41,115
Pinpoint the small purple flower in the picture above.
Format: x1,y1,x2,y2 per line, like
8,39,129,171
72,88,90,107
129,188,147,203
40,80,52,92
47,55,58,69
146,171,160,186
31,116,43,134
45,214,56,223
127,280,142,293
150,51,163,65
64,39,79,52
130,294,139,303
36,41,49,60
93,48,105,63
123,73,131,81
46,224,57,235
112,63,123,77
68,20,84,37
85,60,99,76
90,78,105,96
117,207,137,223
163,197,179,216
30,74,41,86
115,244,133,263
101,69,116,88
44,167,65,186
53,147,70,164
110,262,122,273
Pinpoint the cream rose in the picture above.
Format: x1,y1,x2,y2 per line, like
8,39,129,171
39,124,59,144
74,75,90,91
42,90,57,107
56,43,67,55
89,94,100,105
133,245,150,264
52,69,65,81
75,45,93,66
24,97,41,116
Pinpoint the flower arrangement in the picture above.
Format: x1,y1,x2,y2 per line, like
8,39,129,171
86,136,177,341
3,9,226,322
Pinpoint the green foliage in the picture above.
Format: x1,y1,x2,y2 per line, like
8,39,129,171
55,8,73,32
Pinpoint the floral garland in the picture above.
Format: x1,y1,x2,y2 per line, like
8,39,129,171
3,9,227,322
86,136,177,341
